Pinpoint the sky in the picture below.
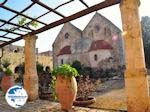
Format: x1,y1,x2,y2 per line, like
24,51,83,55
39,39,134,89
0,0,150,53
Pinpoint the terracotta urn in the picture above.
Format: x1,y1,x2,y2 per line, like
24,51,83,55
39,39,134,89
55,75,77,111
0,75,14,93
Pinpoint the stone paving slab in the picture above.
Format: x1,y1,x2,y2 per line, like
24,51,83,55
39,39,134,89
0,90,124,112
0,99,120,112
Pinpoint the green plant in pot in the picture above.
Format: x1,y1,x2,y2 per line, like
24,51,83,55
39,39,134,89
52,64,79,111
0,59,14,93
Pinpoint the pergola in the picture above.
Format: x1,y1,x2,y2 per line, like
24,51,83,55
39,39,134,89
0,0,149,112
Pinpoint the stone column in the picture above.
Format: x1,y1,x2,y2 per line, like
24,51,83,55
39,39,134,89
120,0,149,112
23,35,39,101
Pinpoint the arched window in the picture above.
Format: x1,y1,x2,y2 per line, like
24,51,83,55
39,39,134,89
94,54,98,61
13,48,19,53
61,59,63,64
104,27,111,36
88,30,94,38
65,33,69,39
95,25,100,32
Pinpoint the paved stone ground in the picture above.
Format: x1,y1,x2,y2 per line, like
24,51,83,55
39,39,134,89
0,91,123,112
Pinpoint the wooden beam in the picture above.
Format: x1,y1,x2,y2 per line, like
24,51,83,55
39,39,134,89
0,36,13,40
0,40,8,42
1,0,7,5
79,0,89,8
30,0,121,35
0,19,32,31
0,28,23,36
0,4,47,25
31,0,65,18
0,0,121,47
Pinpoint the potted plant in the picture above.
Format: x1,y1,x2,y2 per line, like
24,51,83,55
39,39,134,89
0,59,14,93
52,64,79,111
0,68,14,93
73,75,100,107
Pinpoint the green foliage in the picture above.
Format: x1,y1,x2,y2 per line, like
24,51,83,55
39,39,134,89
4,68,13,76
52,64,79,78
71,60,83,74
2,59,11,68
141,16,150,68
49,75,57,101
1,59,12,76
50,64,79,100
0,66,3,72
18,17,27,26
18,16,38,28
15,62,44,74
51,64,79,101
15,62,44,82
30,20,38,28
36,62,44,73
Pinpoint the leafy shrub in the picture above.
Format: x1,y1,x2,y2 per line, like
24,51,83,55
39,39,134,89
52,64,79,78
15,62,44,82
4,68,13,76
74,65,125,79
71,60,83,74
49,75,57,101
1,59,13,76
2,59,11,69
36,62,44,73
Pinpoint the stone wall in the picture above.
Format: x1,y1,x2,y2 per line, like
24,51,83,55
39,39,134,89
1,45,53,73
82,13,124,67
53,23,82,67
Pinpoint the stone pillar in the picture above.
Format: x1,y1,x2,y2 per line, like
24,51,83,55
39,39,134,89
120,0,149,112
23,35,39,101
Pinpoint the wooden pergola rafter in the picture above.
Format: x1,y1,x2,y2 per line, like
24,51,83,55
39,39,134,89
0,0,120,47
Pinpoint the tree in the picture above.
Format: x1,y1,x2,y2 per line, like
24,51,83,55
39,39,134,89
71,60,82,74
141,16,150,68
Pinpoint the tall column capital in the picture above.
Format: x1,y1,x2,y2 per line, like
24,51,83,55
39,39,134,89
120,0,140,7
23,34,38,41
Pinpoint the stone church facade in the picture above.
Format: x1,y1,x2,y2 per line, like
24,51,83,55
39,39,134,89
53,13,124,69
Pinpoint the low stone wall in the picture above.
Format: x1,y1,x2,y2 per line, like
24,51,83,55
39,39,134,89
1,51,53,73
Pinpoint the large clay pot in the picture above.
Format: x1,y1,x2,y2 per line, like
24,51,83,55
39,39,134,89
55,75,77,111
0,75,14,93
